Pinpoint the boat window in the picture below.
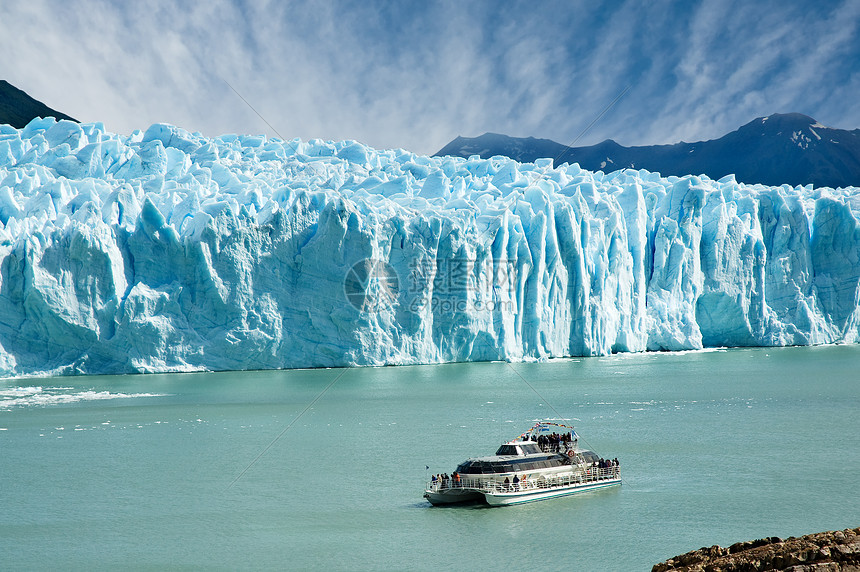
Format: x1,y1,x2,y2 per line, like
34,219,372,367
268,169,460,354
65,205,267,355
495,444,519,456
520,443,541,455
457,462,481,474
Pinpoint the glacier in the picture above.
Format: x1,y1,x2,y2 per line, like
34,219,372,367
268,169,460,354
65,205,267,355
0,117,859,377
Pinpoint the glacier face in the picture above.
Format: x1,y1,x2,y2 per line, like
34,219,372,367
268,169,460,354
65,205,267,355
0,117,859,377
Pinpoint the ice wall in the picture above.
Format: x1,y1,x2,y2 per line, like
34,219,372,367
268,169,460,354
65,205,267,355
0,118,858,377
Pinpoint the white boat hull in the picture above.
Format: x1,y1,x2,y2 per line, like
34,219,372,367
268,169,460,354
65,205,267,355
483,476,621,506
424,473,622,507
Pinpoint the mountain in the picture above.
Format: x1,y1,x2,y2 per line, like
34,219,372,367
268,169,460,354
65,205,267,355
436,113,860,188
0,80,77,128
0,118,859,377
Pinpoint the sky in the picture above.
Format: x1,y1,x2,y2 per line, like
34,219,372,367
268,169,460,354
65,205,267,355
3,0,860,156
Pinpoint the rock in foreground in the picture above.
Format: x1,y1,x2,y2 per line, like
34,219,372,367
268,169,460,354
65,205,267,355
653,527,860,571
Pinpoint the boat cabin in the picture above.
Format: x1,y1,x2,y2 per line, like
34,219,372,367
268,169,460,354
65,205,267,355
495,441,542,456
453,440,578,476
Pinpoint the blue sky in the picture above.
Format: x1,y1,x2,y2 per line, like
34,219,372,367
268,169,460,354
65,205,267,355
3,0,860,155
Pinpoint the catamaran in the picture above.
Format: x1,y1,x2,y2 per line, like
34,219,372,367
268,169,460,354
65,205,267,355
424,422,620,507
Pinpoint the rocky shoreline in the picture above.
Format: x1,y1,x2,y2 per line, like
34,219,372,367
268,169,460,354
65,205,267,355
653,527,860,571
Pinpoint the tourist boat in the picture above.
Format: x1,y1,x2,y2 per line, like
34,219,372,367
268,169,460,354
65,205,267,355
423,421,620,507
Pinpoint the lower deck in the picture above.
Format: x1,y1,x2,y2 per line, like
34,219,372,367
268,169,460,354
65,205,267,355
424,466,620,506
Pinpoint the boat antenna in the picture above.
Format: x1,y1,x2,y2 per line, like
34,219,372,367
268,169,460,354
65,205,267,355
220,76,288,143
513,83,632,190
561,84,631,153
505,362,567,421
505,362,628,487
226,367,348,489
505,362,589,445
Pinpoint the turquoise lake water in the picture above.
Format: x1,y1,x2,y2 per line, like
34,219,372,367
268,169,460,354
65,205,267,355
2,345,858,570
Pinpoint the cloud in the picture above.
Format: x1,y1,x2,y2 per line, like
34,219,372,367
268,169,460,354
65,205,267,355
618,0,860,145
2,0,859,155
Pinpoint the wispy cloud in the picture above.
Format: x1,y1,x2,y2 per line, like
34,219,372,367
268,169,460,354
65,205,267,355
2,0,859,155
618,0,860,145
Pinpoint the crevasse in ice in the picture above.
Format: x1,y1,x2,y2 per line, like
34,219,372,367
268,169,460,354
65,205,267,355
0,118,858,377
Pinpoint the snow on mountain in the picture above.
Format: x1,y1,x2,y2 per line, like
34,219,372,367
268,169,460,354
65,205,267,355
0,117,858,377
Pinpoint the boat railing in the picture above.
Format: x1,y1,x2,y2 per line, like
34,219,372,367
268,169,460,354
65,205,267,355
425,466,620,494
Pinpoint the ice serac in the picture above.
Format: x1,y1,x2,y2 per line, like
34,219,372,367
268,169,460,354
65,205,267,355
0,118,859,377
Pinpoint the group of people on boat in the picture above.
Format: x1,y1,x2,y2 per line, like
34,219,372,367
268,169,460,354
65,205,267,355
591,458,620,478
501,475,527,491
430,472,461,489
529,432,574,453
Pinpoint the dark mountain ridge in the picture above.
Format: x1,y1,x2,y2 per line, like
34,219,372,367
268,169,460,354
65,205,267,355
436,113,860,188
0,80,77,129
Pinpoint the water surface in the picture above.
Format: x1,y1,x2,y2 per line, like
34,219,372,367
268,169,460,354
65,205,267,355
2,345,858,570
